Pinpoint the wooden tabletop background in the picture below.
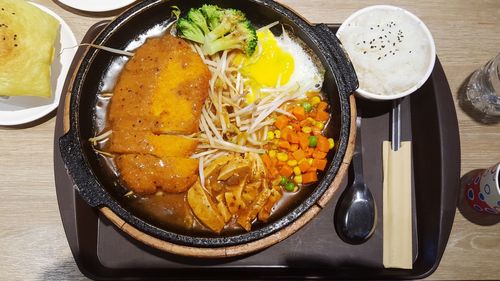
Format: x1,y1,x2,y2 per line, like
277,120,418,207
1,0,499,280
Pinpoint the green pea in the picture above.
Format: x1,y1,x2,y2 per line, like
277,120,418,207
280,176,288,186
285,182,296,192
302,102,313,113
308,136,318,147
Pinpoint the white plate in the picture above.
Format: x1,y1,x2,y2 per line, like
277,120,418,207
0,3,77,126
59,0,136,12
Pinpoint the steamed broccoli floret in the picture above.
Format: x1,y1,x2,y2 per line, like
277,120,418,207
203,20,257,56
200,4,222,30
176,5,258,56
176,18,205,44
186,8,210,34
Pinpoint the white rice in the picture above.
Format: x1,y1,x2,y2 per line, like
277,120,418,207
338,8,433,95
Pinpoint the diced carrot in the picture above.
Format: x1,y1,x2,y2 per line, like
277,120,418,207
312,127,322,136
299,119,311,127
291,122,301,131
279,165,293,177
307,166,318,173
312,159,328,171
275,115,289,129
298,160,311,173
281,127,291,140
302,172,318,184
316,110,329,122
290,144,299,151
289,131,300,144
317,101,328,112
268,166,279,179
292,106,306,121
292,149,306,161
271,157,278,166
312,150,327,159
279,140,291,150
261,154,272,169
298,133,309,150
312,129,322,136
316,135,330,152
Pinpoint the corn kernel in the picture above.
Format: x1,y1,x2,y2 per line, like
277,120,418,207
274,130,281,139
269,150,277,158
328,138,335,149
302,126,312,134
315,122,325,130
294,175,303,184
287,160,298,166
267,131,275,140
293,166,301,176
277,152,288,162
306,117,315,123
286,125,293,129
311,96,321,105
307,158,314,165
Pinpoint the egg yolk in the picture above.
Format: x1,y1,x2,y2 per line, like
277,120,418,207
235,30,295,104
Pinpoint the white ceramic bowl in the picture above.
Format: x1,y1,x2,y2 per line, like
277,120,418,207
337,5,436,101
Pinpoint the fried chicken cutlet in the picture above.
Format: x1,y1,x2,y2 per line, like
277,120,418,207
107,34,210,194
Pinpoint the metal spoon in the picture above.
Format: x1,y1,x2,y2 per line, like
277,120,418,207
334,115,377,244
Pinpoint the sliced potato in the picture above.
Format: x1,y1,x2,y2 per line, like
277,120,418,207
225,191,246,214
217,158,251,181
187,181,225,233
237,187,272,231
258,186,283,222
246,152,267,180
215,194,232,223
204,155,233,178
242,181,261,204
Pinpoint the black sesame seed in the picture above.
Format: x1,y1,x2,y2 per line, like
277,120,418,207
377,57,381,60
363,51,367,54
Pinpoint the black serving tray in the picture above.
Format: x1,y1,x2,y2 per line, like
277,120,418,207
53,22,460,280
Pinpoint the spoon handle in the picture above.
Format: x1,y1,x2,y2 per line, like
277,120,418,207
353,116,364,180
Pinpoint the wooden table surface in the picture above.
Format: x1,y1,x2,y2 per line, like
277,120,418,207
1,0,499,280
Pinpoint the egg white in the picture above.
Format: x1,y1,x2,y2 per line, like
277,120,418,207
275,32,324,96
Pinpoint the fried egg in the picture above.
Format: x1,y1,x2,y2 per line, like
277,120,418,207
235,29,324,104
